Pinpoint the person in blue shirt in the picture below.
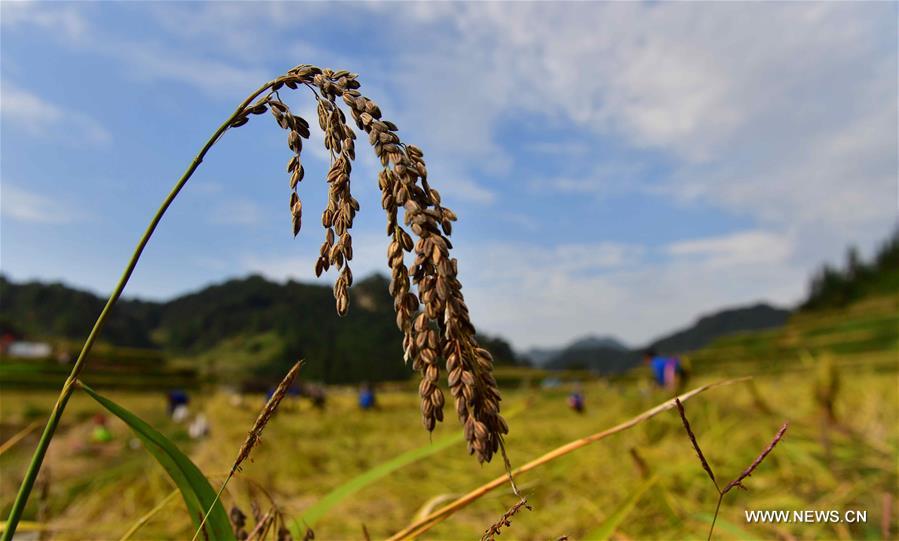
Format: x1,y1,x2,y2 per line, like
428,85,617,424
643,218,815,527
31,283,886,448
567,384,585,414
644,349,683,391
167,389,190,420
358,383,376,410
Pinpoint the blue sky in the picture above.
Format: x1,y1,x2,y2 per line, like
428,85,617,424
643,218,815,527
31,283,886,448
1,2,896,349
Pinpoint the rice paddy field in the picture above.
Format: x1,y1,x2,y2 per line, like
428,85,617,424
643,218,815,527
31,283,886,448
1,296,897,540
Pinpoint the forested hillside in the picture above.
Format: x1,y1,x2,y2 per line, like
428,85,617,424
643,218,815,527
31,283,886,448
0,273,521,383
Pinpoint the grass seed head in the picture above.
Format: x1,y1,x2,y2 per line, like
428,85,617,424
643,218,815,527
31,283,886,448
226,66,509,462
723,422,789,494
233,361,302,474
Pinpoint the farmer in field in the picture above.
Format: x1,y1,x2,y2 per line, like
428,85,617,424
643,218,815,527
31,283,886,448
166,389,190,422
644,349,685,392
358,382,377,410
305,384,327,410
567,383,585,414
90,414,112,444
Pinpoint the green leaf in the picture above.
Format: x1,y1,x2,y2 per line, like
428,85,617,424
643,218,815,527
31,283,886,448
585,476,658,541
295,402,528,531
299,430,462,528
79,383,235,541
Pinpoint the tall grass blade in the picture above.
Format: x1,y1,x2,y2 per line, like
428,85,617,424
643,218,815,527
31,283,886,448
584,475,658,541
299,431,461,528
78,383,235,541
0,419,42,456
118,489,180,541
296,401,527,531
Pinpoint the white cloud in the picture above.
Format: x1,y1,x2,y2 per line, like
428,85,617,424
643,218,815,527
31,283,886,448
207,198,265,226
0,3,89,42
533,162,651,199
241,230,392,286
390,2,895,246
2,3,270,101
1,84,110,144
435,173,496,205
114,43,270,100
667,230,794,268
1,183,86,225
457,232,803,349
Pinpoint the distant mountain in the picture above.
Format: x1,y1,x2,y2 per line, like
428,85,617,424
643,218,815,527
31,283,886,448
540,228,899,373
647,303,790,355
523,347,560,366
541,302,790,373
0,273,523,383
525,334,627,367
545,345,640,374
567,335,628,351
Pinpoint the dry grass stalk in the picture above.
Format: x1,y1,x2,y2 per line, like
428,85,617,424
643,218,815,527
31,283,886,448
482,498,532,541
225,65,508,461
482,440,532,539
628,447,650,479
387,378,749,541
229,503,294,541
0,419,43,457
231,506,248,540
674,397,788,540
119,489,180,541
234,361,303,474
227,479,299,541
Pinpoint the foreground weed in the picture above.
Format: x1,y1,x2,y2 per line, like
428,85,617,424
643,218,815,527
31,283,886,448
674,398,788,541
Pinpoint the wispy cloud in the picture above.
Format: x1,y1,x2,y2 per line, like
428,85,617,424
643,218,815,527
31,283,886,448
1,84,110,145
1,2,89,42
113,43,270,99
207,198,265,226
1,183,87,225
456,233,802,348
393,2,895,245
667,230,794,267
2,3,269,101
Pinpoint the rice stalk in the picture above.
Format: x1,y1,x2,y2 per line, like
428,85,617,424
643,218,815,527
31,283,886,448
4,63,508,539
